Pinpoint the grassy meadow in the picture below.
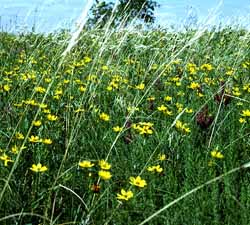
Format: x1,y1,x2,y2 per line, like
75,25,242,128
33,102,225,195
0,26,250,224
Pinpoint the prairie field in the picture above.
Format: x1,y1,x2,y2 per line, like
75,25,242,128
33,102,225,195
0,26,250,224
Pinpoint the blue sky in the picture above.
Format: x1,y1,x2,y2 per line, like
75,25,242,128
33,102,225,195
0,0,250,33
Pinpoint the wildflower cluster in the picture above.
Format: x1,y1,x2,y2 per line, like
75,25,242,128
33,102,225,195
132,122,154,135
1,28,250,224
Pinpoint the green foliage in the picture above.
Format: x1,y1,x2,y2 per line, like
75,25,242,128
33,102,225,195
0,26,250,225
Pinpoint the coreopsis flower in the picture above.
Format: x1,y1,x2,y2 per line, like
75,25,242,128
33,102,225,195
101,65,109,71
98,170,112,180
211,149,224,159
3,84,10,92
158,153,166,161
232,87,241,96
185,108,193,114
63,79,70,84
29,135,42,143
79,86,86,92
55,89,63,95
47,114,58,121
187,63,198,74
15,132,24,140
83,56,92,63
11,145,19,154
135,83,145,90
99,160,111,170
24,99,37,106
147,96,155,101
157,105,167,112
79,160,95,168
34,86,46,94
164,96,172,102
32,120,42,127
99,113,110,121
189,82,200,90
175,120,191,134
30,163,48,172
42,138,52,145
241,109,250,117
239,118,246,123
43,109,51,114
147,165,163,173
38,103,48,108
132,122,154,135
113,126,123,132
200,63,213,71
117,189,133,201
0,153,13,166
129,176,147,188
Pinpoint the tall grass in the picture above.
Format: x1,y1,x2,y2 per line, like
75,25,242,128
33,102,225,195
0,18,250,225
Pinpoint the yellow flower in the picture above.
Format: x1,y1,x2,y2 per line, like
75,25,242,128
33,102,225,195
15,132,24,140
189,82,200,90
84,56,92,63
164,96,172,102
226,70,234,76
147,96,155,101
99,159,111,170
55,89,63,95
211,150,224,159
79,86,86,92
43,109,51,114
241,109,250,117
29,135,42,143
47,114,58,121
79,160,95,168
32,120,42,127
24,99,37,106
39,103,47,109
3,84,10,92
102,65,109,71
34,86,46,93
175,120,191,134
106,86,113,91
42,138,53,145
185,108,193,114
157,105,167,112
45,78,52,83
98,170,112,180
129,176,147,188
200,63,213,71
113,126,123,132
147,165,163,173
30,163,48,172
187,63,198,74
158,153,166,161
53,95,60,100
117,189,133,201
132,122,154,135
11,145,19,154
239,118,246,123
0,153,14,166
99,113,110,121
63,79,70,84
135,83,145,90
